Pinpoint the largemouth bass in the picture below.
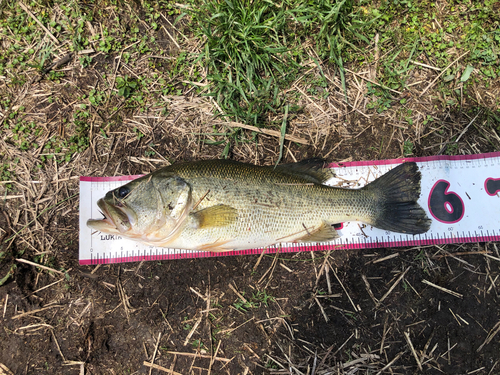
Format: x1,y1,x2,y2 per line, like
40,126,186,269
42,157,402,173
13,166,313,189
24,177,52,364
87,159,431,251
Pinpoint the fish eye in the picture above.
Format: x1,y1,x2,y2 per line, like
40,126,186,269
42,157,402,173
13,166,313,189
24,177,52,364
117,186,130,198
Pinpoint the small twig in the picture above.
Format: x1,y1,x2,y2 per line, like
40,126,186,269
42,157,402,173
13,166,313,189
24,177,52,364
489,361,498,375
342,355,379,369
449,307,462,326
219,317,254,335
477,321,500,352
419,51,469,96
258,248,280,287
315,345,334,371
163,351,231,363
483,253,500,263
372,253,399,264
377,268,410,307
189,287,207,301
19,2,59,44
372,32,380,80
379,315,389,355
345,68,402,95
325,263,332,294
221,122,309,145
161,13,188,41
455,111,481,143
228,284,247,303
17,323,53,331
279,263,293,273
51,330,66,362
314,297,329,323
11,305,63,320
32,278,64,294
422,279,463,298
15,258,65,275
3,294,8,319
294,85,329,116
0,363,14,375
331,264,359,312
375,351,405,375
361,274,379,305
143,361,183,375
439,341,457,363
252,249,267,271
208,339,221,375
404,331,423,371
410,60,441,71
117,277,132,320
420,332,435,365
148,332,162,375
192,190,210,211
314,251,331,289
161,25,181,49
353,124,371,139
2,195,23,200
183,315,202,346
62,361,85,366
332,332,355,357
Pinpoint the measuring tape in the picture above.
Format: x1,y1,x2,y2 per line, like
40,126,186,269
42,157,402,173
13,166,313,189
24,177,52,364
79,152,500,265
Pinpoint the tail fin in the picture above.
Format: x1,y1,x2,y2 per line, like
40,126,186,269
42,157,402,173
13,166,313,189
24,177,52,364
363,162,431,234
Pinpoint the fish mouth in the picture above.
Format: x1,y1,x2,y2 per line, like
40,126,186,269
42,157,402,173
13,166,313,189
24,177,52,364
87,199,132,234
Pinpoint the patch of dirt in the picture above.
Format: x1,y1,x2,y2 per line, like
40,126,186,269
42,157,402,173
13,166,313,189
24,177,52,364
2,242,499,374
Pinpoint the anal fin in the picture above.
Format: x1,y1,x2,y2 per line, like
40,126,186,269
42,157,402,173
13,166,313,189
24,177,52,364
295,221,339,243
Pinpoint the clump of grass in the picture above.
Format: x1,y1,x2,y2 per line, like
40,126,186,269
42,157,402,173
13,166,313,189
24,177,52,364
189,0,298,125
288,0,366,94
0,162,16,191
187,0,360,126
233,289,275,312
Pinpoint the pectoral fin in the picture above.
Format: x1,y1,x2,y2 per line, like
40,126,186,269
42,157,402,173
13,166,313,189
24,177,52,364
196,240,233,252
192,204,238,228
295,221,339,243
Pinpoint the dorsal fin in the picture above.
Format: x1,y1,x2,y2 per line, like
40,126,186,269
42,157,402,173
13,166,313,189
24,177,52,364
273,158,335,184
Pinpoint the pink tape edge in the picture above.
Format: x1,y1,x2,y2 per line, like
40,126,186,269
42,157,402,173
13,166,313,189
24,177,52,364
80,152,500,182
327,151,500,168
80,174,144,182
79,234,500,265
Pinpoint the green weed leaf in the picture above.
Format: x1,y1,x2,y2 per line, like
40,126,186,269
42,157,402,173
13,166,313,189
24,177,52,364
460,65,474,82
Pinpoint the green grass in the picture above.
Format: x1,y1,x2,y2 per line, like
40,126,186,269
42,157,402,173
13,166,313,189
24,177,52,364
362,0,500,84
189,0,297,125
233,289,275,312
186,0,360,125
